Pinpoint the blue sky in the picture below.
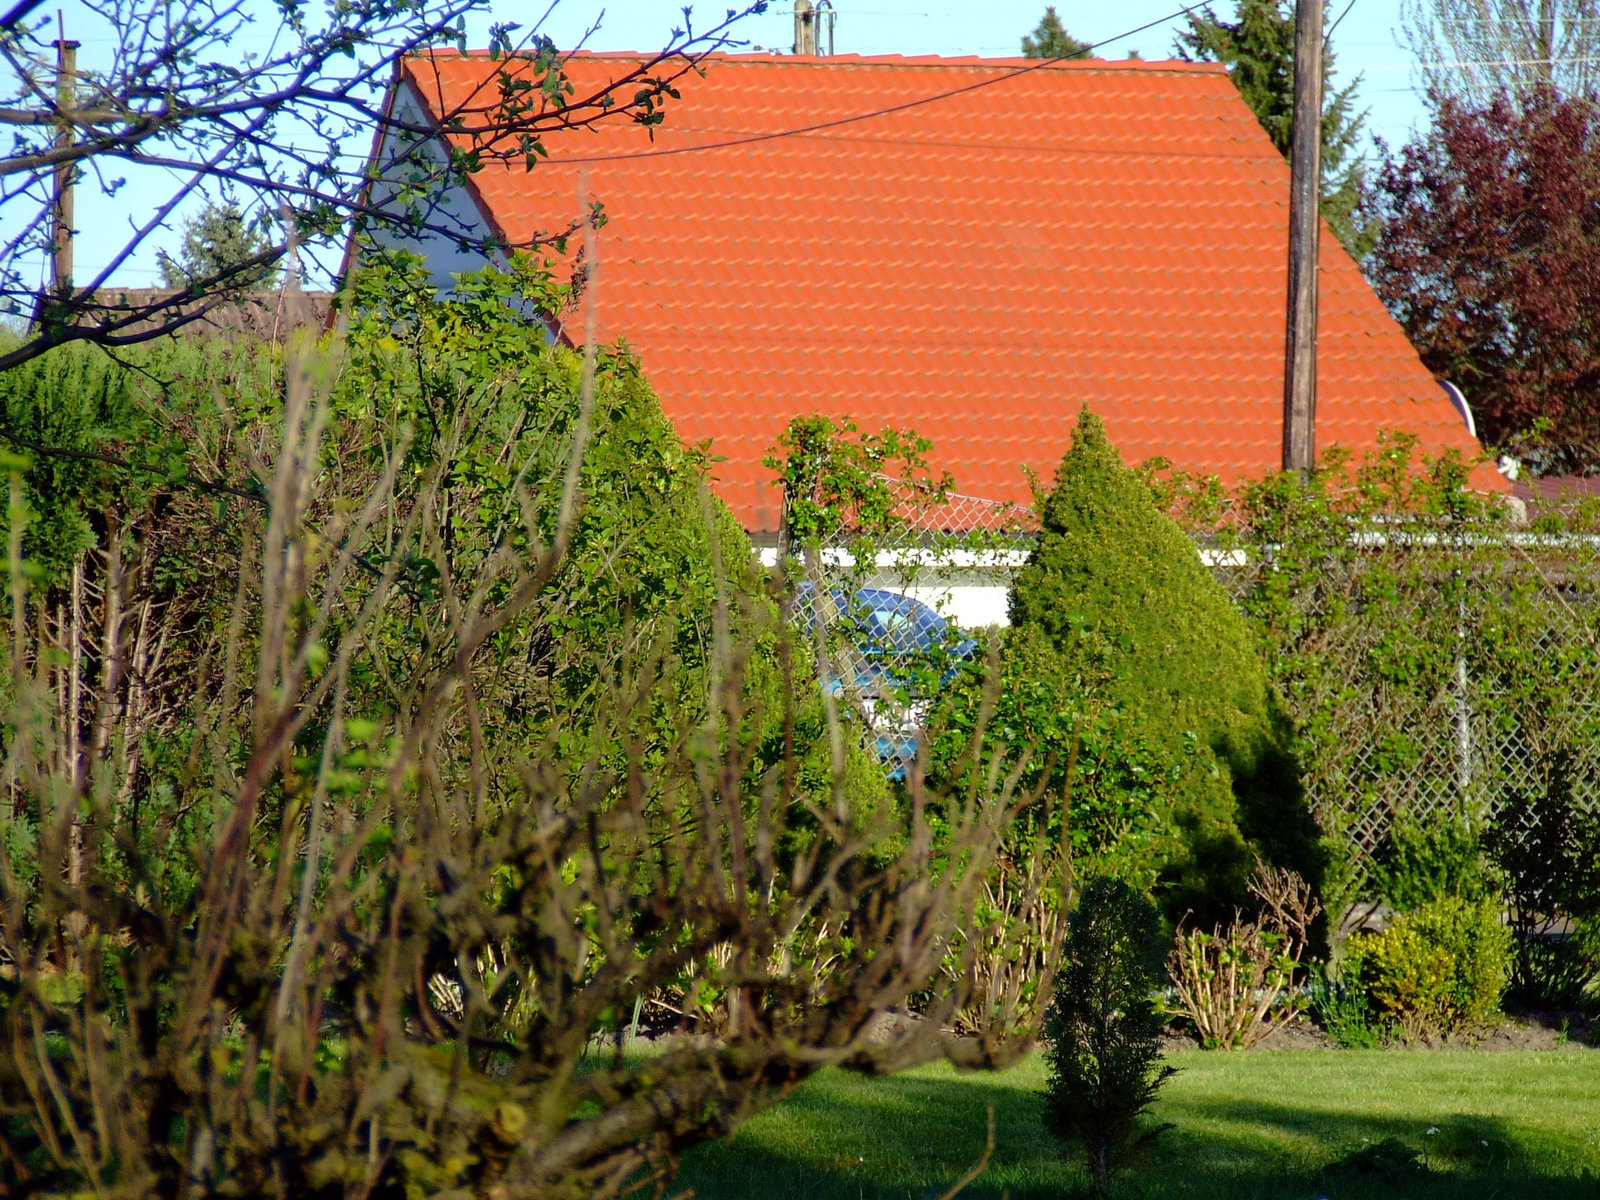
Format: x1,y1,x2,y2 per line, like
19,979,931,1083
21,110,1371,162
41,0,1435,287
533,1,1432,141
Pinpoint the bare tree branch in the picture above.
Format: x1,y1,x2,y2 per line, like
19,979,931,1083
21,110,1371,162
0,0,768,368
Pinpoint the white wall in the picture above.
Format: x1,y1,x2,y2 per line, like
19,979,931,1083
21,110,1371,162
361,84,499,293
895,583,1011,629
749,545,1245,632
755,546,1016,630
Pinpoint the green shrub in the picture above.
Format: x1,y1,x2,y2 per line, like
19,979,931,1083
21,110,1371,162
925,624,1184,889
0,257,780,830
1008,408,1317,921
1041,876,1175,1199
1412,898,1514,1027
0,337,247,588
1342,895,1511,1041
1370,815,1492,912
341,255,764,739
1485,754,1600,1007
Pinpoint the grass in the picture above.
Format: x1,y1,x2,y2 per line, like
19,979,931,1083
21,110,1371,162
676,1049,1600,1199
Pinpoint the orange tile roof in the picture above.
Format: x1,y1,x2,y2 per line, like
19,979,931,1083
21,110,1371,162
399,51,1502,532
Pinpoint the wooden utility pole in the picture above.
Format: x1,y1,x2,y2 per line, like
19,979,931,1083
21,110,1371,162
1282,0,1322,472
794,0,816,54
792,0,834,56
50,34,78,295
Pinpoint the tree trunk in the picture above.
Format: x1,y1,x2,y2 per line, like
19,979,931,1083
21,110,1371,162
1089,1139,1112,1198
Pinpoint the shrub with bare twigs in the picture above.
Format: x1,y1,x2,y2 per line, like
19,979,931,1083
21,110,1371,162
1167,864,1321,1050
943,850,1071,1041
0,263,1051,1199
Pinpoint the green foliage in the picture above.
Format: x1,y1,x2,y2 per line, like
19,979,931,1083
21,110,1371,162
764,412,1010,813
764,413,1069,1042
764,413,950,550
927,625,1183,888
157,198,282,291
1149,433,1555,918
1370,817,1492,913
1176,0,1373,258
1484,754,1600,1007
1041,877,1175,1199
1021,6,1092,59
0,344,153,584
1307,964,1382,1048
0,251,772,902
1010,408,1315,921
341,251,763,752
1342,895,1512,1042
0,339,249,587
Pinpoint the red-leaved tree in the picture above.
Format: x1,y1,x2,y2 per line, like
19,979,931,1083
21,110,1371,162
1364,90,1600,472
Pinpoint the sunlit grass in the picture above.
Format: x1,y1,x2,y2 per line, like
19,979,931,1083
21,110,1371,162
678,1049,1600,1199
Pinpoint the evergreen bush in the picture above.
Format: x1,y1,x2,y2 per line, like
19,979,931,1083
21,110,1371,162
1009,408,1317,920
1041,877,1175,1198
1370,816,1493,913
925,623,1184,890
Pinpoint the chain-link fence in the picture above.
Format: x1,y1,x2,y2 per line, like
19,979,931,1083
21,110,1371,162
780,462,1600,898
1206,523,1600,898
779,479,1026,777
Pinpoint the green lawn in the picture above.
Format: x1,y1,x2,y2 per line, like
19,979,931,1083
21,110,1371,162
677,1049,1600,1199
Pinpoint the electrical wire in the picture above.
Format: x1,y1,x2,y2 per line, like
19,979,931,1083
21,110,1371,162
1326,0,1360,45
545,3,1215,165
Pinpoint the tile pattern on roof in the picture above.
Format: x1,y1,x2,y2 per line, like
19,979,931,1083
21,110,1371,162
402,52,1500,531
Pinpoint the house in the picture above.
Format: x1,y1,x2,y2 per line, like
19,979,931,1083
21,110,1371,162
361,50,1502,621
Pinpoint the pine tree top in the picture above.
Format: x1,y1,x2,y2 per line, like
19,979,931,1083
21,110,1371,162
1021,6,1092,60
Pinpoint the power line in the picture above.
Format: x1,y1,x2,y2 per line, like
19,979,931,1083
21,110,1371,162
1360,54,1600,70
667,121,1283,160
543,3,1213,166
1326,0,1360,44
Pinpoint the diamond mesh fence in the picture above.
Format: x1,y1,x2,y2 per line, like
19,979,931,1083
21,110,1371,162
1207,527,1600,896
780,480,1027,778
783,470,1600,897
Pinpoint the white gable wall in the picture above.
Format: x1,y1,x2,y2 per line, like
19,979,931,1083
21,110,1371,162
753,545,1247,631
891,582,1012,629
362,82,498,293
755,546,1016,630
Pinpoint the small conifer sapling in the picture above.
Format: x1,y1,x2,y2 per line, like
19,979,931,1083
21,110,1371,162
1041,876,1176,1198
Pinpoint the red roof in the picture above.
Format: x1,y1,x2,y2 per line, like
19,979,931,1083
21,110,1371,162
398,51,1502,532
1511,474,1600,514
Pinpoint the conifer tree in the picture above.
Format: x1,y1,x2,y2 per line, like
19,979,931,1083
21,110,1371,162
157,200,282,292
1012,408,1318,918
1021,6,1093,59
1041,877,1175,1198
1176,0,1373,258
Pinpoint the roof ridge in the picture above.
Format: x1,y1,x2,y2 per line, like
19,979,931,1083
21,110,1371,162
410,48,1227,75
